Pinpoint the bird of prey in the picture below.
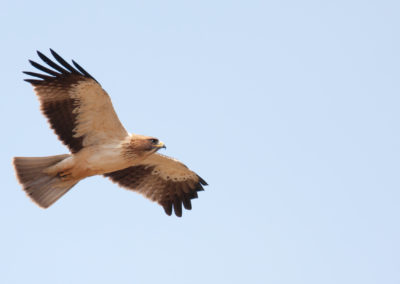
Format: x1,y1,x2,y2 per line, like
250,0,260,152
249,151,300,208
13,49,207,217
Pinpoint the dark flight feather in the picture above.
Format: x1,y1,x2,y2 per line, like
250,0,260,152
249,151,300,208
104,165,207,217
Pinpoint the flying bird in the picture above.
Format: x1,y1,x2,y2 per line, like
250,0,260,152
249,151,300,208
13,49,207,217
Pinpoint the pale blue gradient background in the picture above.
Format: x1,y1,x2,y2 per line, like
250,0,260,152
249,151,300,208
1,1,399,283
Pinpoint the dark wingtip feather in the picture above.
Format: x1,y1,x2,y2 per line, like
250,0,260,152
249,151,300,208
182,198,192,210
71,59,98,83
36,50,68,74
198,175,208,186
29,60,60,76
49,49,79,74
189,191,198,199
24,78,42,85
163,201,173,216
23,71,54,80
173,200,183,217
195,183,205,192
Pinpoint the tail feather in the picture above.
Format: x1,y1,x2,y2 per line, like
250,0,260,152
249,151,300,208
13,155,78,208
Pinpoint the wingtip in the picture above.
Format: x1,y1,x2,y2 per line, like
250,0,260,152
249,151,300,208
49,48,58,58
198,175,208,186
71,59,99,83
174,210,183,217
163,201,173,216
164,209,172,216
23,78,40,85
182,198,192,210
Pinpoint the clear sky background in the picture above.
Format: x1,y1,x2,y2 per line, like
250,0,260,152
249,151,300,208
1,1,399,283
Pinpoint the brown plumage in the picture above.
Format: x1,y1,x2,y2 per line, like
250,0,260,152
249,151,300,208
105,154,208,217
13,49,207,217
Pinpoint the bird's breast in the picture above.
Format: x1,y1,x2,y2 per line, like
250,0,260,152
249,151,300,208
72,144,134,177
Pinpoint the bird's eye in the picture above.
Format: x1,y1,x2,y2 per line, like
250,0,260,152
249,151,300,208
150,139,159,144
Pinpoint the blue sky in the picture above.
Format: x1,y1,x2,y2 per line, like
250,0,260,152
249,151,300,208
1,1,399,283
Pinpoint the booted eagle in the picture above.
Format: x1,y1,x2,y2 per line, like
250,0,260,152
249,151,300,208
13,49,207,217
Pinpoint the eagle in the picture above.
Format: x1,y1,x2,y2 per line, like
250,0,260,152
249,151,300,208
13,49,207,217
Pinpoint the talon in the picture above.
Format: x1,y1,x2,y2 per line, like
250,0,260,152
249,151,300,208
57,171,71,181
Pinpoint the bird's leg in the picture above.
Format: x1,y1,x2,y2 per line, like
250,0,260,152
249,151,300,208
43,156,75,181
57,170,72,181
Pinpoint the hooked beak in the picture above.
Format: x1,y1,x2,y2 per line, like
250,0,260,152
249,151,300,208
155,141,166,150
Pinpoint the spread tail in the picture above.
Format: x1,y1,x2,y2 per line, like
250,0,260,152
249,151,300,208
13,154,78,208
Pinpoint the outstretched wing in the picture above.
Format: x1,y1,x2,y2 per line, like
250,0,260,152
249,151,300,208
24,49,128,153
104,154,208,217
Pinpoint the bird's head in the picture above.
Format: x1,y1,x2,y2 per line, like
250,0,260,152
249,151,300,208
126,134,166,158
